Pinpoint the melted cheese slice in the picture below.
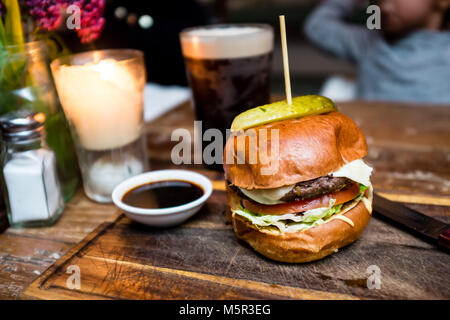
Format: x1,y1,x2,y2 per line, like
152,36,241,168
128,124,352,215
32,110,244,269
239,184,294,205
331,159,373,187
239,159,373,204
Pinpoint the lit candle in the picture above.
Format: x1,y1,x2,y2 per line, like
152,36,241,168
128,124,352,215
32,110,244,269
51,50,148,203
52,58,144,151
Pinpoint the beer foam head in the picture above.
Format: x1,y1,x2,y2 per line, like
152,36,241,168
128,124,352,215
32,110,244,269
180,25,273,59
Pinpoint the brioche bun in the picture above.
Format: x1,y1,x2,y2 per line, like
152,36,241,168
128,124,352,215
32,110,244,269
223,112,367,190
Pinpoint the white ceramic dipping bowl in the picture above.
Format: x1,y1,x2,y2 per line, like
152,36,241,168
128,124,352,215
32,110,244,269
112,170,213,227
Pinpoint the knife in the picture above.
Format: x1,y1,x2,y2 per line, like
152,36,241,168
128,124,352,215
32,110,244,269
373,193,450,251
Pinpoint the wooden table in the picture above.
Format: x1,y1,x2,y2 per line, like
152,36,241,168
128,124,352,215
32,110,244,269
0,101,449,299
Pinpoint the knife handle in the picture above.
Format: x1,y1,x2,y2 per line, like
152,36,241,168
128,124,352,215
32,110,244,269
438,229,450,251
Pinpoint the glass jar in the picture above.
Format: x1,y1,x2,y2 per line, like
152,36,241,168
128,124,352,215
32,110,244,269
51,49,148,203
0,110,64,227
0,41,79,201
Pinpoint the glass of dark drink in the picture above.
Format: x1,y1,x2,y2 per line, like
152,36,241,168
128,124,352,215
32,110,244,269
180,24,274,169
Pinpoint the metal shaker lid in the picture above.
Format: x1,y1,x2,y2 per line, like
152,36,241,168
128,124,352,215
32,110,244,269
0,110,46,144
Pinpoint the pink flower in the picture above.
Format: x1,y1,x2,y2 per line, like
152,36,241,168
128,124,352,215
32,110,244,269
24,0,105,43
75,0,105,43
25,0,65,31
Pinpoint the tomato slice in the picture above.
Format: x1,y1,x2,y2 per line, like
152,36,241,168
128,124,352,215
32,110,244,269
242,182,360,215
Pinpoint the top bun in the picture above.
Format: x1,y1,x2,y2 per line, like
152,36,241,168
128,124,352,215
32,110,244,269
223,112,367,189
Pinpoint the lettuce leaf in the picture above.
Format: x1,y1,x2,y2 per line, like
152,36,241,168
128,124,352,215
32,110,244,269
233,183,369,233
232,199,343,233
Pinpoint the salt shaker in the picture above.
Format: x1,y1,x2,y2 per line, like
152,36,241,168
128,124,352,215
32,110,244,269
0,110,64,227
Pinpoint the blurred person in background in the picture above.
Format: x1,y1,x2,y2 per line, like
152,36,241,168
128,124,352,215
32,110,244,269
304,0,450,104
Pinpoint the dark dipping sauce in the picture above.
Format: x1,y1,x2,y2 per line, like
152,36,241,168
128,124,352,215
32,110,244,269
122,180,204,209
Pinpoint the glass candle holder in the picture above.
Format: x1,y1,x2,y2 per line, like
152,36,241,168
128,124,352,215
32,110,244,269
51,50,148,203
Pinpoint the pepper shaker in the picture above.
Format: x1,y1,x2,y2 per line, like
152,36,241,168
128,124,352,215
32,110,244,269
0,111,64,228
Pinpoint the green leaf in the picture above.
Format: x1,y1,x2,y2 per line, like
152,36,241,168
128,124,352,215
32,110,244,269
359,184,368,193
0,19,7,45
0,0,25,104
232,199,343,233
4,0,24,46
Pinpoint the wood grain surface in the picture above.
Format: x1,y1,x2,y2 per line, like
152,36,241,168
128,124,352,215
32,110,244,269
0,100,449,300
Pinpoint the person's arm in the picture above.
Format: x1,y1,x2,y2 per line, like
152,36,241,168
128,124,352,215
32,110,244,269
304,0,373,62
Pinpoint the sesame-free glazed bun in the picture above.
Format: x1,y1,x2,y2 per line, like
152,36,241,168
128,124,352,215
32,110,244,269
223,112,367,190
227,189,371,263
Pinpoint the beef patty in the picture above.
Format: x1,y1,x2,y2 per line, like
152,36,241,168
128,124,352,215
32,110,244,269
228,176,353,203
280,176,352,201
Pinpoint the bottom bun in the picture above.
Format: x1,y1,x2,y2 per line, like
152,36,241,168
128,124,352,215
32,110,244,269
229,190,371,263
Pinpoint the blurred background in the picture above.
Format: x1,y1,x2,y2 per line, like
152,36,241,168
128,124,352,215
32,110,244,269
63,0,367,96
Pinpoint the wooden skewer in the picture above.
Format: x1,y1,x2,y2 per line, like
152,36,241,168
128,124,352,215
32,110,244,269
279,15,292,105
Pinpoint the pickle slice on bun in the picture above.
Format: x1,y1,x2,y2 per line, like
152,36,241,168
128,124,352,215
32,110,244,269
230,95,337,132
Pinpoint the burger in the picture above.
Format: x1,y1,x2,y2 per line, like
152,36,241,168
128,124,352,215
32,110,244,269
223,101,373,263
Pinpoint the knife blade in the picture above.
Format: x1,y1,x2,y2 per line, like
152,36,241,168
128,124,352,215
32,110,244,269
373,193,450,251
